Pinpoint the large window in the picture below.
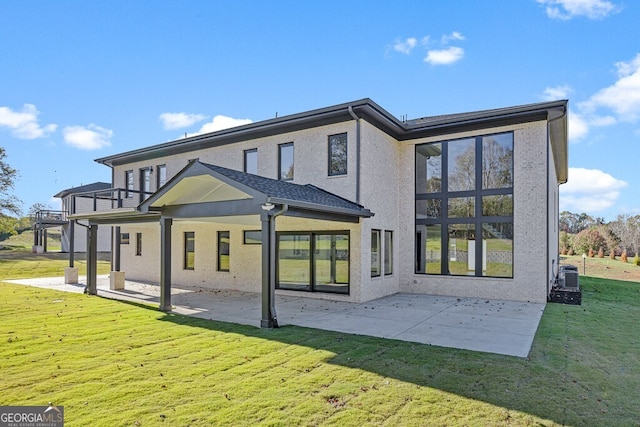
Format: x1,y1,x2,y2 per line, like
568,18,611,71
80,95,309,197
140,168,151,201
371,229,381,277
244,148,257,175
415,132,513,278
328,133,347,176
217,231,230,272
384,230,393,275
278,142,294,181
125,170,134,198
184,232,195,270
277,231,349,294
157,165,167,188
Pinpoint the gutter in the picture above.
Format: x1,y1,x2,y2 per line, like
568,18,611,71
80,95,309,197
348,106,361,204
546,105,568,299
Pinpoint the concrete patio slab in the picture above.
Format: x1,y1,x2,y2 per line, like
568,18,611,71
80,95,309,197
6,275,545,358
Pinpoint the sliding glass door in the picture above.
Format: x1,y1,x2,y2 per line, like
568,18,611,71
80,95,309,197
277,231,349,294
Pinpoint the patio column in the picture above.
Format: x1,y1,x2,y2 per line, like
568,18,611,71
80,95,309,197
159,217,172,311
260,211,275,328
65,221,78,284
113,226,121,271
86,224,98,295
69,221,75,267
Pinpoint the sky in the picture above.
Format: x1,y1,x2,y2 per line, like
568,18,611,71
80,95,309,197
0,0,638,221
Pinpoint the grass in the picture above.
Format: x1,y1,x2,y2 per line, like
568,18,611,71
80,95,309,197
1,253,639,425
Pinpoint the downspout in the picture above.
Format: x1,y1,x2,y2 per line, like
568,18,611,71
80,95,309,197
348,106,361,204
268,203,288,327
546,108,567,299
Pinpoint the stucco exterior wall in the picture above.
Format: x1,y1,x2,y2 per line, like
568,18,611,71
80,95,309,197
397,120,551,303
356,121,401,301
111,122,361,204
118,217,362,299
106,115,557,305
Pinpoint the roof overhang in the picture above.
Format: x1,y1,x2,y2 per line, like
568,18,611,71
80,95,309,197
134,161,372,224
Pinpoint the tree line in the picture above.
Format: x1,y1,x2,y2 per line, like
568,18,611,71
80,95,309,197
560,210,640,260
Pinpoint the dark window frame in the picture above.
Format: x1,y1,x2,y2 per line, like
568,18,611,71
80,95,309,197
125,170,134,198
244,148,258,174
217,231,230,272
414,131,514,278
135,232,142,256
276,230,350,295
278,142,294,181
384,230,393,276
243,230,262,244
121,233,130,245
139,167,152,202
156,164,167,189
184,231,195,270
328,133,348,176
371,229,381,277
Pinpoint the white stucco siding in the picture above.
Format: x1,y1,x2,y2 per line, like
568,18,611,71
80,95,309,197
397,121,550,303
356,121,401,301
111,122,360,204
118,217,363,299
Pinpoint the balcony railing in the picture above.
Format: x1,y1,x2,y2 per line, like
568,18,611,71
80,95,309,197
34,209,68,224
71,188,154,215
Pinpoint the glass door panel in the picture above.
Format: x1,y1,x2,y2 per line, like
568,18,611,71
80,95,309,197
277,234,311,291
313,233,349,294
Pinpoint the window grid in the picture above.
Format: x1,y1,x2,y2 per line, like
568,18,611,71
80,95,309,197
415,132,514,278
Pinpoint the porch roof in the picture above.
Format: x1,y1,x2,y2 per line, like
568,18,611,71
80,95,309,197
72,161,373,225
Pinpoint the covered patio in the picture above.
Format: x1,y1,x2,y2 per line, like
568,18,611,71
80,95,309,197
69,160,372,328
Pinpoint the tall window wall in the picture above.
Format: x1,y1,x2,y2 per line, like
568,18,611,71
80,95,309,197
415,132,514,278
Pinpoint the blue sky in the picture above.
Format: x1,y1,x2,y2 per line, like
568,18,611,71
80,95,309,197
1,0,638,221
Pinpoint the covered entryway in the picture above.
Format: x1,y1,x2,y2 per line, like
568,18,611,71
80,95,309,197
70,160,372,328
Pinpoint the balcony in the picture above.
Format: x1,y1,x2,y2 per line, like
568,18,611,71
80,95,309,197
70,188,154,215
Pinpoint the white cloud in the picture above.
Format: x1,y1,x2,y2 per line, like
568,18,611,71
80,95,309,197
159,112,208,130
560,167,627,212
189,115,252,136
580,53,640,122
568,110,590,141
393,37,417,55
537,0,618,20
0,104,57,139
441,31,465,44
424,46,464,66
63,124,113,150
542,85,572,100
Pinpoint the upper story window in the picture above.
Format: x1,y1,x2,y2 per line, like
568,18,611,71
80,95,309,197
415,132,514,278
328,133,347,176
140,168,151,201
279,142,294,181
157,165,167,189
244,148,257,175
125,170,134,198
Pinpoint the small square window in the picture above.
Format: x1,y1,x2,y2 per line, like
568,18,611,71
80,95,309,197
243,230,262,244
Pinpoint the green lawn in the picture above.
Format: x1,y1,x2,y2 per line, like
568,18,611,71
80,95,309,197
1,256,639,425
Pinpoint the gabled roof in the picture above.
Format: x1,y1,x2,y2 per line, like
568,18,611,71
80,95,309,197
137,161,373,222
54,182,111,198
95,98,568,183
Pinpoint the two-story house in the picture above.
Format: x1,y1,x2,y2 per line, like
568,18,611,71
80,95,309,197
67,98,568,328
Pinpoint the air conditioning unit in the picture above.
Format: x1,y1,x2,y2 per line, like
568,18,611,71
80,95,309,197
559,265,579,289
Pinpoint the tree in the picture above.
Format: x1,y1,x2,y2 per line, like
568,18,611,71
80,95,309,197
572,228,607,256
0,147,21,234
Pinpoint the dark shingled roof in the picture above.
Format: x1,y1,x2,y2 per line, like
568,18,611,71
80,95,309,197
200,162,369,214
54,182,112,198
